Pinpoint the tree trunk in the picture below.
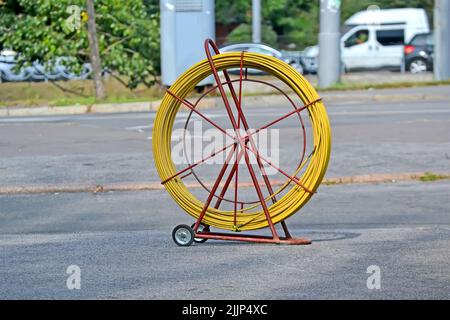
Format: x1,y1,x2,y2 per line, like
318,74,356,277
86,0,106,100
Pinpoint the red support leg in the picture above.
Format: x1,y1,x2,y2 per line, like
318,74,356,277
213,149,243,209
193,145,237,232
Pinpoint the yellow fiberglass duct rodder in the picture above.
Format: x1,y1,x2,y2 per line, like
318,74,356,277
152,39,331,246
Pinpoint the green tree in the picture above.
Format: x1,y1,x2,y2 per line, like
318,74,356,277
0,0,160,96
216,0,251,25
219,0,319,49
263,0,318,48
227,23,278,46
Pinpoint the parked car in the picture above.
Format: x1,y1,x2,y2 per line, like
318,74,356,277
0,50,92,82
342,8,430,72
301,46,319,74
404,32,434,74
220,43,305,74
280,50,306,74
344,8,429,44
309,8,430,73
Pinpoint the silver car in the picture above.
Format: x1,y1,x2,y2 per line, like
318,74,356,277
219,43,304,75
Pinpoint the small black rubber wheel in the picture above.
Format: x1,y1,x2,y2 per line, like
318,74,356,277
172,224,195,247
191,223,210,243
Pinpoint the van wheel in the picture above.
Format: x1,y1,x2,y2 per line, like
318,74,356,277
409,58,428,74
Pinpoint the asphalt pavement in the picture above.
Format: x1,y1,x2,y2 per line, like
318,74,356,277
1,89,449,187
1,181,449,299
0,85,449,299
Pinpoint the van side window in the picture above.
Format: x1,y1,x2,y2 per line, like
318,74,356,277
344,30,369,47
376,29,404,46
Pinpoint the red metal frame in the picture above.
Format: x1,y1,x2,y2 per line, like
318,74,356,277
181,77,312,206
166,39,321,245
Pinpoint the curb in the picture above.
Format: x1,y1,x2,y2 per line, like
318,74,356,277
1,91,448,118
1,172,448,195
0,100,160,117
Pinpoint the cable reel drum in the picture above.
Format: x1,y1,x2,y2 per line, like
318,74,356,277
153,39,331,246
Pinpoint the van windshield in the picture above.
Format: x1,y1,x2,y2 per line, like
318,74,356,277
345,30,369,47
342,24,357,35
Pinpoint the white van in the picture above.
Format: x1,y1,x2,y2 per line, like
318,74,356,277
341,8,430,71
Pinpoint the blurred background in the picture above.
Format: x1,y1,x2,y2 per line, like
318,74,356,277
0,0,447,107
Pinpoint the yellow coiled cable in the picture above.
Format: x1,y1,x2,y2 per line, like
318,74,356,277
153,52,331,231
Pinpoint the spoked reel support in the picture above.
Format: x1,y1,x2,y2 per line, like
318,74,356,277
154,39,331,246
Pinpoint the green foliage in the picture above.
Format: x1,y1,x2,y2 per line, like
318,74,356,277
263,0,317,48
220,0,318,49
0,0,160,89
216,1,251,25
226,23,278,47
420,172,447,182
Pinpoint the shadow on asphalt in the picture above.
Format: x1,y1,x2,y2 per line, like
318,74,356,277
185,231,361,247
307,231,361,242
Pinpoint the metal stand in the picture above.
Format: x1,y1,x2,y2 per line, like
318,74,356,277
169,39,313,246
194,221,311,245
